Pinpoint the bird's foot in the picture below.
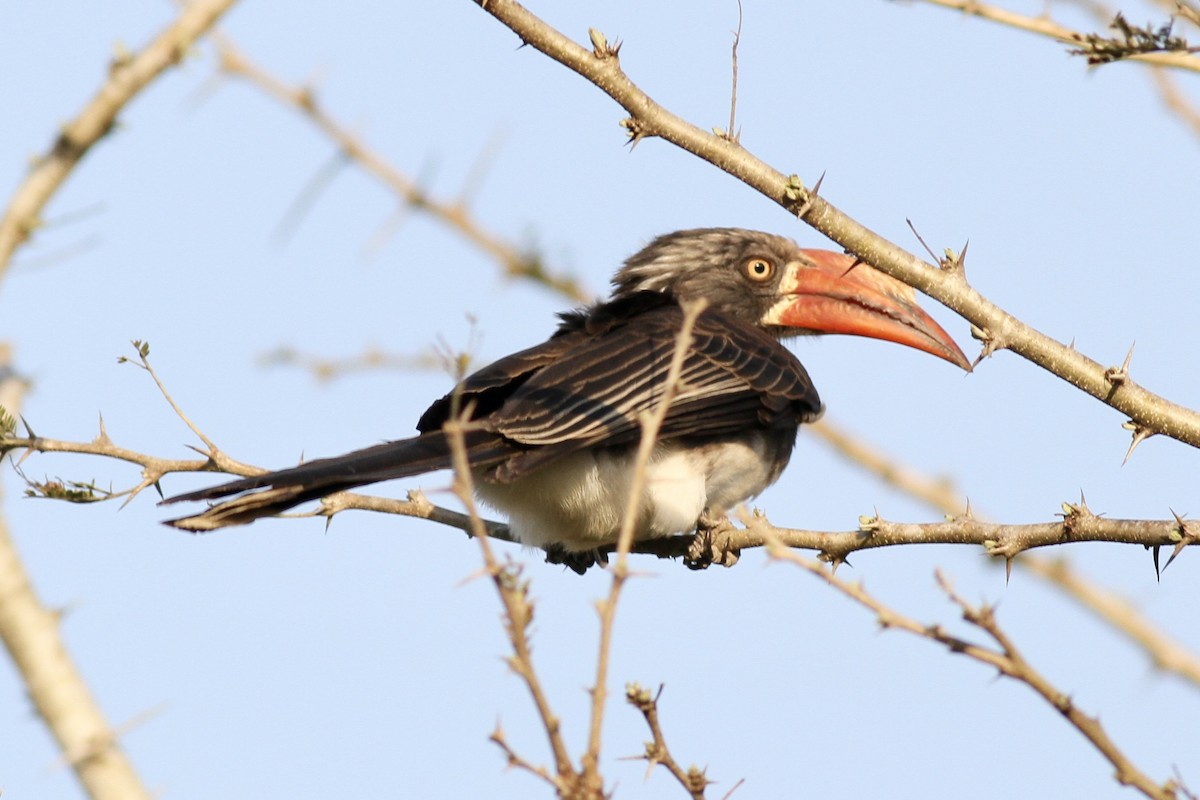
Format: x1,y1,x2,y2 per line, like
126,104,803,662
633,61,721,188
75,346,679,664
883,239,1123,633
544,544,607,575
684,514,741,570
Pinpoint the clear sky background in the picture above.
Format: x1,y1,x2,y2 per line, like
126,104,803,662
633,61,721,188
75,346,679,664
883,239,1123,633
2,1,1198,798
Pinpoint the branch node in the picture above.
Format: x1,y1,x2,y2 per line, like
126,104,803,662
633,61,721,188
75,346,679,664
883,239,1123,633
620,116,650,148
785,173,822,219
587,28,621,59
1161,508,1196,572
1120,420,1157,464
968,324,1005,365
941,239,970,274
1103,342,1136,390
1068,12,1194,65
857,512,880,534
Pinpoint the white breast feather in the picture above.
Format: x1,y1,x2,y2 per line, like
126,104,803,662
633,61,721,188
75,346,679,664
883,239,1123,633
473,435,779,552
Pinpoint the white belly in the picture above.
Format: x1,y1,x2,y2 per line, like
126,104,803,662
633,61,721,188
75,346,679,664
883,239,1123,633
473,435,785,552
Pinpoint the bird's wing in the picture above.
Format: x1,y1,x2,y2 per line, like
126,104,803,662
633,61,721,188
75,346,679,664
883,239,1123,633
476,300,822,481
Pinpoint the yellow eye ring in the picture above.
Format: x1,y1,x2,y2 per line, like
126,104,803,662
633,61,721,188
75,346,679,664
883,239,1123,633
743,257,774,282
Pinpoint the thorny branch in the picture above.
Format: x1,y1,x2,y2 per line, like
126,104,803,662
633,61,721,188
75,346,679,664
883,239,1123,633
0,5,240,794
258,345,442,383
912,0,1200,70
581,299,707,793
469,0,1200,453
0,359,152,800
625,684,724,800
0,0,241,286
3,362,1196,567
907,0,1200,136
1022,556,1200,687
801,416,1200,688
205,34,948,518
442,399,579,793
213,36,591,304
771,548,1182,800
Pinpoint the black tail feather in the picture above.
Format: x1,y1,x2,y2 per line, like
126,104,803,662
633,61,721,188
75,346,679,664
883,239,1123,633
161,430,511,531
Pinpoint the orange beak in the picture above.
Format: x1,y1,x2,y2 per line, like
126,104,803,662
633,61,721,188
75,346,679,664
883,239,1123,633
766,250,971,371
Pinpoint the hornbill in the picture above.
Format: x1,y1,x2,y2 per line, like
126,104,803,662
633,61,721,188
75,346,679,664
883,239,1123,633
163,228,969,568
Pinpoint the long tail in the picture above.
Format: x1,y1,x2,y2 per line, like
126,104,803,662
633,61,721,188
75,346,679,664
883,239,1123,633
161,430,510,532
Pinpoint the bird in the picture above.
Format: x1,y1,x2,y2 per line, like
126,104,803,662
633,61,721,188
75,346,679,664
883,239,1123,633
162,228,969,570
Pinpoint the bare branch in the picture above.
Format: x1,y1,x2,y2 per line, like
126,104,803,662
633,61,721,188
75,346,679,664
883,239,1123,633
625,683,715,799
584,298,707,787
468,0,1200,453
912,0,1200,70
804,415,1200,687
0,0,241,283
490,722,562,790
257,344,442,383
914,0,1200,140
442,410,581,792
1021,556,1200,687
214,36,592,303
807,418,968,517
771,547,1180,800
1068,11,1197,65
718,0,743,144
0,355,152,800
1147,64,1200,136
7,421,1197,562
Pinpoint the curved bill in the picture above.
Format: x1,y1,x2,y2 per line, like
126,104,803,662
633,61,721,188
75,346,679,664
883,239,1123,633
764,250,972,371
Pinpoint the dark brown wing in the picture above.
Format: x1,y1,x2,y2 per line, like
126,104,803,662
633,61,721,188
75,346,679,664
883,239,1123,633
453,293,822,481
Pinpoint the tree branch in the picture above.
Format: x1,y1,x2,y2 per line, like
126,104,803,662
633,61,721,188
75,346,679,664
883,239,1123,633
771,546,1181,800
5,424,1196,564
442,408,579,792
625,683,721,800
0,0,241,284
911,0,1200,140
913,0,1200,71
1020,555,1200,687
0,352,152,800
800,408,1200,687
583,299,707,791
212,36,591,304
468,0,1200,453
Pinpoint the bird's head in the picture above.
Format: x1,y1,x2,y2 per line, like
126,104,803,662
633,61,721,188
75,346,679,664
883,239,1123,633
613,228,971,370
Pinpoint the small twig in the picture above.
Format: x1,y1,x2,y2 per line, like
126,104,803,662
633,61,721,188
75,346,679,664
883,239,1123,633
120,340,220,455
489,722,561,790
272,150,352,243
804,414,1200,687
1058,0,1200,139
916,0,1200,142
625,683,713,799
724,0,743,143
1067,11,1196,66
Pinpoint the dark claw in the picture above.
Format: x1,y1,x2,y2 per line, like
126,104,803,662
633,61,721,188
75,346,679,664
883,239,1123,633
544,544,606,575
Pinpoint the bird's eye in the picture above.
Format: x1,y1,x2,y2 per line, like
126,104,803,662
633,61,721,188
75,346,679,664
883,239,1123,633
743,257,775,282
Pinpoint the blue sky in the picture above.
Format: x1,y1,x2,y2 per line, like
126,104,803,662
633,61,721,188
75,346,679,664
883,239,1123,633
2,2,1198,798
